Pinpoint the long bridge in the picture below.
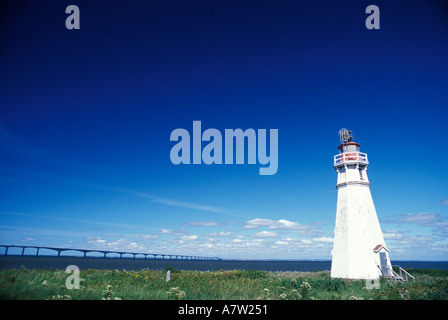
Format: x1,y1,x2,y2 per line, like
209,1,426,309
0,245,221,261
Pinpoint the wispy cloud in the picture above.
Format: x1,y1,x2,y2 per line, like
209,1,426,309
391,212,443,225
160,228,188,236
184,221,219,227
386,212,448,233
184,220,237,227
0,211,30,217
40,179,241,217
1,158,240,218
312,237,333,243
0,211,154,231
253,230,278,238
0,123,49,159
180,235,198,241
245,218,306,230
150,196,233,214
209,231,231,237
0,224,90,238
43,215,150,230
383,230,405,240
244,218,324,237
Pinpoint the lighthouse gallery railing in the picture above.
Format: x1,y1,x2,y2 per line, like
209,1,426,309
334,152,368,165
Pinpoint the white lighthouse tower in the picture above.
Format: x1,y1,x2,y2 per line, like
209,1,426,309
331,129,392,280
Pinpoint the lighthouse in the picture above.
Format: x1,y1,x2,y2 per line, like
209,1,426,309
331,129,392,280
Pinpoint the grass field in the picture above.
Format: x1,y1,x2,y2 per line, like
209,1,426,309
0,266,447,300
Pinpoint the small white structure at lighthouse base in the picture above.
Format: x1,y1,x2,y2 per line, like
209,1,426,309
331,129,392,280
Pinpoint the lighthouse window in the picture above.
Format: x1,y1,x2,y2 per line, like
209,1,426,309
359,168,364,180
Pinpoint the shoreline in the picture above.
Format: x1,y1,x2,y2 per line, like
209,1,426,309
0,256,332,272
1,255,447,272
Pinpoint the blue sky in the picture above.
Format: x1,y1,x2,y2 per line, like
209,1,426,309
1,0,447,260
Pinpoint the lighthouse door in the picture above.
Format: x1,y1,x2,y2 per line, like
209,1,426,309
379,252,391,276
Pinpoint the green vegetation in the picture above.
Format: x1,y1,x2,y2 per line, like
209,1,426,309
0,267,447,300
